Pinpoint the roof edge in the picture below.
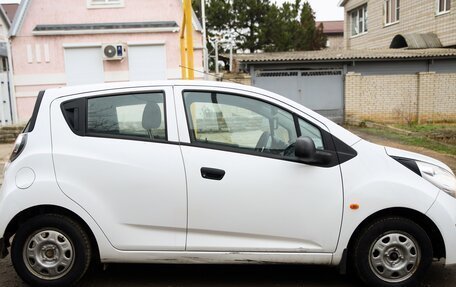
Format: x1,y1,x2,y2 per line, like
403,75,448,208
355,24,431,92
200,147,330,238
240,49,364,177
10,0,202,37
192,8,203,32
9,0,30,37
177,0,202,33
233,49,456,64
338,0,349,7
0,5,11,29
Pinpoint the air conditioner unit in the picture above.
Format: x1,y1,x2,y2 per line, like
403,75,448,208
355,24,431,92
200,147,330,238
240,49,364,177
102,43,127,60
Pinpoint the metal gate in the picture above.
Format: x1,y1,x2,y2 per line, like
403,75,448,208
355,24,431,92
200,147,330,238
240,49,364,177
253,69,344,123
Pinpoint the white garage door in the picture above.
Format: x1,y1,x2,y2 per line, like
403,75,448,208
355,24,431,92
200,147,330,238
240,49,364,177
128,45,166,81
64,47,104,86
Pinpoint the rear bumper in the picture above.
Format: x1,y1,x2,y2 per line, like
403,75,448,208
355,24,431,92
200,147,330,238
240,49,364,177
0,237,8,258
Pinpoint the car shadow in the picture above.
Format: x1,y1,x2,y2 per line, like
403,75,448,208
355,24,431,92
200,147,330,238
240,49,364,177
80,264,363,287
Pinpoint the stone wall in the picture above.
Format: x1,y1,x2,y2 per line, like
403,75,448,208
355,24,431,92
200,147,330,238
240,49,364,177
345,72,456,124
221,73,252,86
327,35,344,49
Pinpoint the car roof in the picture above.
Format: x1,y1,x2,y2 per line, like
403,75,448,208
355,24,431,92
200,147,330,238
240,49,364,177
43,80,258,98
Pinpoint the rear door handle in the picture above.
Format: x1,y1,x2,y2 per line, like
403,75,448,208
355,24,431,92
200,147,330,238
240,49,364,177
201,167,225,181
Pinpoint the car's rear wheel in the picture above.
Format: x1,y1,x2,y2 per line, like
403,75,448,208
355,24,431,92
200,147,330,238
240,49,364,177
352,217,432,287
11,214,92,287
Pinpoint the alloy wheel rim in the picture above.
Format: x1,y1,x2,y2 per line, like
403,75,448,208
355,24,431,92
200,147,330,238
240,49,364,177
22,229,75,280
368,231,421,283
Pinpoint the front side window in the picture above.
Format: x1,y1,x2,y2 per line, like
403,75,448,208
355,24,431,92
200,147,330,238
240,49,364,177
351,4,368,36
385,0,400,24
299,119,324,150
437,0,451,13
87,93,166,140
183,91,325,159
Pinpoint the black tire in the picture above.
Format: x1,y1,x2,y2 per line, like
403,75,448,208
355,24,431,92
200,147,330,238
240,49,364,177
11,214,92,287
352,217,432,287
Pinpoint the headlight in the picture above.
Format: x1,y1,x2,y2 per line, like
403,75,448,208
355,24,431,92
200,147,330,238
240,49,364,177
416,161,456,197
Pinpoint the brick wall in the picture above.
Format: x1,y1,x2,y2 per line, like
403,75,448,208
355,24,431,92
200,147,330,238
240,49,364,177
222,73,252,86
345,72,456,124
327,35,345,49
432,73,456,120
344,0,456,49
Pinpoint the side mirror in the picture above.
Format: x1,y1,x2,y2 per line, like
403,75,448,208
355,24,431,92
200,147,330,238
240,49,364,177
295,136,316,160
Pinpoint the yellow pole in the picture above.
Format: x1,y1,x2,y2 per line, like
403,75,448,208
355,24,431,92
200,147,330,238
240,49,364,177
184,0,194,79
180,0,195,80
180,0,197,135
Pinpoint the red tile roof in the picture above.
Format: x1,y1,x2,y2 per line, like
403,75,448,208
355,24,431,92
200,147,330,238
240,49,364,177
316,20,344,34
2,4,18,23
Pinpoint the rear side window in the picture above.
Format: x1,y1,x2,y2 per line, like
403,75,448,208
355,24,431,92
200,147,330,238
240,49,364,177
87,93,166,140
61,92,166,141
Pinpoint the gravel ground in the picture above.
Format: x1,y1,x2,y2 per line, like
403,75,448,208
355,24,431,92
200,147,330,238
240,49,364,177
0,129,455,287
348,127,456,173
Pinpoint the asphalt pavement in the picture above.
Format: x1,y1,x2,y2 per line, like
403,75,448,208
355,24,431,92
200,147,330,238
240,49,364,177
1,257,456,286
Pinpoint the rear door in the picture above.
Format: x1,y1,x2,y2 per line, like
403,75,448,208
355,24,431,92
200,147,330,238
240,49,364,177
50,86,187,251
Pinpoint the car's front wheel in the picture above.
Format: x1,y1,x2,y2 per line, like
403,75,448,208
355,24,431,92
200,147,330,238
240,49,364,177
352,217,432,287
11,214,92,287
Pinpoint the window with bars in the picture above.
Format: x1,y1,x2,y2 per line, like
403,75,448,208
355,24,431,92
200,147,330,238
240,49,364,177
351,4,368,36
87,0,124,9
437,0,451,14
385,0,400,25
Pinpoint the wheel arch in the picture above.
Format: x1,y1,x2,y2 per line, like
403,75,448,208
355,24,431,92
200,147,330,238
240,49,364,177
3,205,100,262
347,207,445,261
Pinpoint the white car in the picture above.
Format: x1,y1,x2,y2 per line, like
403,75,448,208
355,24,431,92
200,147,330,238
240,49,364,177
0,81,455,287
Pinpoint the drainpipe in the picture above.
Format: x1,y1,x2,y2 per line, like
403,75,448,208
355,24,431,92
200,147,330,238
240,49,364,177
201,0,209,79
6,39,17,125
229,45,233,72
215,39,219,74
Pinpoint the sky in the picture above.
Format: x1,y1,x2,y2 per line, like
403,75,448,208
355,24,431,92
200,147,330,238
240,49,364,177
0,0,344,21
274,0,344,21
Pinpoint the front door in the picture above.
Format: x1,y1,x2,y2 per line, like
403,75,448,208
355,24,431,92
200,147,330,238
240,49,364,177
175,87,344,253
51,87,187,251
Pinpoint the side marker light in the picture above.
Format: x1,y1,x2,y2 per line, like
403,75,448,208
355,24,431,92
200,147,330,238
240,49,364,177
350,204,360,210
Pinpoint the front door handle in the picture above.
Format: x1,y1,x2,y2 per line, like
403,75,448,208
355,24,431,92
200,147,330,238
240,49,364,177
201,167,225,181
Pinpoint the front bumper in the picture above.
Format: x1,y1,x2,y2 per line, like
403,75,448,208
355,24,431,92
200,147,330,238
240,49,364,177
0,237,8,258
427,191,456,265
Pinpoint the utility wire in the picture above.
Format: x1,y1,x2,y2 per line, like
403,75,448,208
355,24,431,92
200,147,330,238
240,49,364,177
179,65,246,85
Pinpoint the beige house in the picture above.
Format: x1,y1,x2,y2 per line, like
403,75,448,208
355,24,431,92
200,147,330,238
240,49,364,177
339,0,456,49
316,21,344,49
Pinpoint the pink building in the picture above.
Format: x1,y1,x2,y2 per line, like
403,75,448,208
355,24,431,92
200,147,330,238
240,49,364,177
10,0,203,123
